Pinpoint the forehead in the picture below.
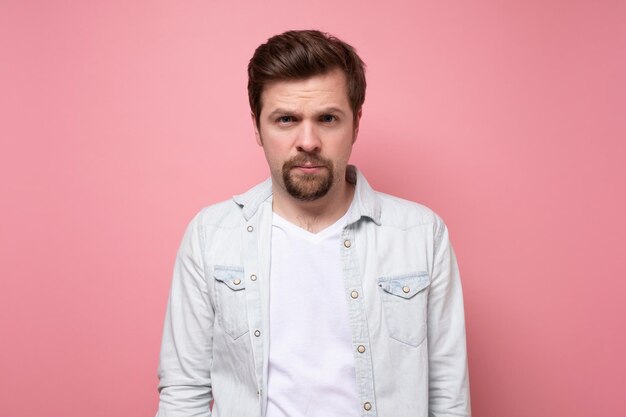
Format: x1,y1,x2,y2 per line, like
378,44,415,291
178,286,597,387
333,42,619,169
260,69,350,113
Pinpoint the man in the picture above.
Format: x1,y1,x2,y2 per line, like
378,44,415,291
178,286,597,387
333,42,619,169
157,30,470,417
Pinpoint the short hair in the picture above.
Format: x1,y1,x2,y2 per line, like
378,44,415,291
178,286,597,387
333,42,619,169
247,30,366,125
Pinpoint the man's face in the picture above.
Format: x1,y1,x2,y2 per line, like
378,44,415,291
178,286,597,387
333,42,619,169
253,69,361,201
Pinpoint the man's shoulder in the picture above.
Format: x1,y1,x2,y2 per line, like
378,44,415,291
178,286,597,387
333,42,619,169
374,190,444,230
187,176,272,230
189,197,244,230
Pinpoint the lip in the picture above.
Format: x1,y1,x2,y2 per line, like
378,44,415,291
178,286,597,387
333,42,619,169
293,165,325,173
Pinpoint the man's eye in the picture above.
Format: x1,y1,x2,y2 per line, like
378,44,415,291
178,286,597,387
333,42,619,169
320,114,336,123
277,116,293,124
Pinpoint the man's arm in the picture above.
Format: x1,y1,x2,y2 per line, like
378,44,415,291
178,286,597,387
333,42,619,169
157,212,214,417
427,218,471,416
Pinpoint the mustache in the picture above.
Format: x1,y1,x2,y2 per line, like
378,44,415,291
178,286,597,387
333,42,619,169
283,154,332,170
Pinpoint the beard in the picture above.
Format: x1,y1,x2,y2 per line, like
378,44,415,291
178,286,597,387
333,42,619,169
282,154,334,201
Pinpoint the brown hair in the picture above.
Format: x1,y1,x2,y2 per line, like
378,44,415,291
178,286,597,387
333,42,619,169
247,30,366,126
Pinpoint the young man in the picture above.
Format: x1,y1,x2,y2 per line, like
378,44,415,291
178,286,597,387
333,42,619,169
157,30,470,417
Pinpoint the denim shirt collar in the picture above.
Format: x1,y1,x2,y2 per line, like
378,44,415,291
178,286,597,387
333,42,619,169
232,165,382,226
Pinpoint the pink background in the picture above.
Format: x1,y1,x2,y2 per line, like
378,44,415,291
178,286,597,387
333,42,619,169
2,0,625,416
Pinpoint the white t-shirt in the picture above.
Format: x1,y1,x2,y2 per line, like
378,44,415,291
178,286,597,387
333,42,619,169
266,209,359,417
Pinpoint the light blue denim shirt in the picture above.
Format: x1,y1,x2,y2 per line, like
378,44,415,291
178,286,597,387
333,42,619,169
157,166,471,417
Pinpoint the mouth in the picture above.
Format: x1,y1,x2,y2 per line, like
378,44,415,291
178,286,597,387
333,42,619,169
285,155,331,176
293,165,325,173
294,163,324,168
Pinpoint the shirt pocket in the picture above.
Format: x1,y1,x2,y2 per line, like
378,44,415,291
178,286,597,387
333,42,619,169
213,265,249,340
377,271,430,347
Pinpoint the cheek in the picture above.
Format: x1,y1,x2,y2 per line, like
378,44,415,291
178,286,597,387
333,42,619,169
340,136,355,157
262,144,287,167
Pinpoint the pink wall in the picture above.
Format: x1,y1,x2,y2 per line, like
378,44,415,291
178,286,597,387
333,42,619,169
2,1,625,416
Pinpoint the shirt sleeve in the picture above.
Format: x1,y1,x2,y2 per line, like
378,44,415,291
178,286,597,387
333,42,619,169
427,217,471,416
157,211,214,417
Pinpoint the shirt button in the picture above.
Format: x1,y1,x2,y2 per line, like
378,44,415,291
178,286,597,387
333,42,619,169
254,330,261,337
357,345,366,353
343,239,352,248
363,402,372,411
350,290,359,299
250,274,257,281
233,279,241,285
247,225,254,232
402,286,410,293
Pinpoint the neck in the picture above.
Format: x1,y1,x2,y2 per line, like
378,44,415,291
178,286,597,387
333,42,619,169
272,178,355,233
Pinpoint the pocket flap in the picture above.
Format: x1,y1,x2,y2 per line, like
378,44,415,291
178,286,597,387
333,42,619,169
213,265,246,291
378,272,430,299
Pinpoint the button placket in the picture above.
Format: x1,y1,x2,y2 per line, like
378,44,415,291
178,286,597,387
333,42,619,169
242,215,266,403
341,227,377,415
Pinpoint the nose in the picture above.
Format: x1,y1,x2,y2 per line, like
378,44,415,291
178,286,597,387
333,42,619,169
295,121,321,153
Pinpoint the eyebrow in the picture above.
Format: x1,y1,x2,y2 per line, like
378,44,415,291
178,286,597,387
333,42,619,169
265,108,297,119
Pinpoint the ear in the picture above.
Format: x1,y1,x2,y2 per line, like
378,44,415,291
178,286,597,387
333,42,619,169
352,108,363,144
251,112,262,146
